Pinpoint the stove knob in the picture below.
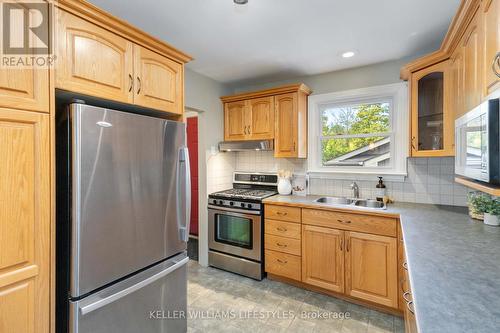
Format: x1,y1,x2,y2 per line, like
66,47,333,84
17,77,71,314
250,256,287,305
240,203,245,208
247,203,253,209
229,201,234,206
218,200,224,205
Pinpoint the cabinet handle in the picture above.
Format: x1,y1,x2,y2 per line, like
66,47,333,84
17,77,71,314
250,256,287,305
276,227,287,232
128,74,133,92
406,300,415,314
337,219,352,224
403,262,408,270
403,291,412,303
346,239,350,252
276,243,287,248
277,259,288,264
137,76,141,94
492,52,500,78
340,238,343,251
247,126,251,135
276,211,288,216
411,136,417,151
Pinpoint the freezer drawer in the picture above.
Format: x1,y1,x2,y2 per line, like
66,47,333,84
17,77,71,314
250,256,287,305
70,253,188,333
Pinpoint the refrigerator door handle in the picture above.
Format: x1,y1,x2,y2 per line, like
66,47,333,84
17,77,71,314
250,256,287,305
176,146,191,243
79,256,189,316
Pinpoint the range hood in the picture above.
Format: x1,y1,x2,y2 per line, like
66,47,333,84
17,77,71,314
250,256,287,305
219,140,274,152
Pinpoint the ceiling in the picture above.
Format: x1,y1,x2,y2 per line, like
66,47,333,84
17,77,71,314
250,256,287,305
88,0,461,85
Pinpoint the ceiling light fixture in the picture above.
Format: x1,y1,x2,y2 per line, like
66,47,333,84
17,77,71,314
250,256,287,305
342,51,356,58
234,0,248,4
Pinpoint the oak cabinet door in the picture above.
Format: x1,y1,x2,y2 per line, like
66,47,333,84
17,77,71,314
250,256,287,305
133,45,183,114
302,225,344,293
247,96,274,140
0,67,49,113
55,9,134,103
274,93,298,157
224,101,248,141
463,12,482,111
0,109,50,333
0,3,49,113
483,0,500,95
451,48,466,119
410,61,454,157
345,231,398,308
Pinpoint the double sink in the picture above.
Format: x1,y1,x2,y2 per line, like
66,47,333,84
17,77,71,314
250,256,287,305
315,197,386,210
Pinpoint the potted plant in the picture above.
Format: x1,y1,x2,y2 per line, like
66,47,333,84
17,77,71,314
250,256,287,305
483,197,500,227
467,192,489,221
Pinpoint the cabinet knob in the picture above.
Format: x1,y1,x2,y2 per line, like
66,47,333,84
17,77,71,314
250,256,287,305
492,52,500,78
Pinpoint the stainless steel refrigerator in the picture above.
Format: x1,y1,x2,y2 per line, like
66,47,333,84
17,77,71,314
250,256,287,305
56,103,191,333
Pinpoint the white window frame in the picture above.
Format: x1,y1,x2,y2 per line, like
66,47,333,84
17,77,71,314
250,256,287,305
308,83,408,181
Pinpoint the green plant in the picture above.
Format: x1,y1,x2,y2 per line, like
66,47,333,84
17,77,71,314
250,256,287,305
485,198,500,216
468,192,491,214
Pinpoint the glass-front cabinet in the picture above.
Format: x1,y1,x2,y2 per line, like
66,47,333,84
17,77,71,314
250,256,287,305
410,60,454,157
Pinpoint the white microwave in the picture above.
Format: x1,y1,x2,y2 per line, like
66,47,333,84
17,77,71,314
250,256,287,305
455,98,500,185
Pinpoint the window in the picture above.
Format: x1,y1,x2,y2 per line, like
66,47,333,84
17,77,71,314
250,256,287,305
308,83,408,178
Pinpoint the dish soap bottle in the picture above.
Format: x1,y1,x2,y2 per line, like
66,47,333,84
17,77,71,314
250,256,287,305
376,177,386,202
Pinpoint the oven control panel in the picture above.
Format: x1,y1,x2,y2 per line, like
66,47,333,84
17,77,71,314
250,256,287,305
209,198,261,211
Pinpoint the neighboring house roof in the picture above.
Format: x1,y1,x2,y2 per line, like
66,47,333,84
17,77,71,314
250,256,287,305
324,137,390,167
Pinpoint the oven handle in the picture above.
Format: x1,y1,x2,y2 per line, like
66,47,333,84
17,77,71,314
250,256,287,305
208,205,261,216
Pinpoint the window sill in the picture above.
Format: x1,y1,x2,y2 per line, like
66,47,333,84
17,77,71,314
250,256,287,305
307,170,407,182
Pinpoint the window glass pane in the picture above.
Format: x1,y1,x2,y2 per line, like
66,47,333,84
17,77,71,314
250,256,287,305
215,214,253,249
321,102,390,136
321,136,391,167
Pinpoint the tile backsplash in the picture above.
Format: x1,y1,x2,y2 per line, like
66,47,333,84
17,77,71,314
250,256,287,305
232,151,469,206
207,151,235,193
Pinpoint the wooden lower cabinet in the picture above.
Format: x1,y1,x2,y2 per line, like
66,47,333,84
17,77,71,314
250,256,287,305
345,231,398,308
265,250,301,281
302,225,344,293
0,109,50,333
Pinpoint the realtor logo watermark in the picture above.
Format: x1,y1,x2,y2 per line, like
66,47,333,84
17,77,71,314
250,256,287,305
1,0,56,67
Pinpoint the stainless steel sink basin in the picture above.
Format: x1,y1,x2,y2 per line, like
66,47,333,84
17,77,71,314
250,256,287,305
314,197,386,210
315,197,354,205
354,199,386,209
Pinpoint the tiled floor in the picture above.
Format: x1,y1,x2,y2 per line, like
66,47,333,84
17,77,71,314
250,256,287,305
187,260,404,333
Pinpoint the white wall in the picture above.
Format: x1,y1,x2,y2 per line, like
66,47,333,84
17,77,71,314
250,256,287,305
184,68,233,266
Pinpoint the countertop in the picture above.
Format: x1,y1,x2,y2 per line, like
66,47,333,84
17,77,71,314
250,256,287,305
263,195,500,333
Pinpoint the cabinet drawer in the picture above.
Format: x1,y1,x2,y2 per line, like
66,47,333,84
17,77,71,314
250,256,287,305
265,205,301,223
265,219,301,239
265,250,301,281
302,209,397,237
265,234,301,255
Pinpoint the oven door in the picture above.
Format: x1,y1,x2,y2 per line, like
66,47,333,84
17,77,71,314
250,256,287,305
208,206,261,261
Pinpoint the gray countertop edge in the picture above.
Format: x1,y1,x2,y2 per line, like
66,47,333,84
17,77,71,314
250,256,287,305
263,195,500,333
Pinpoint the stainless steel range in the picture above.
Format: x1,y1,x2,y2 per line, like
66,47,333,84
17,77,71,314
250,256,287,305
208,172,278,280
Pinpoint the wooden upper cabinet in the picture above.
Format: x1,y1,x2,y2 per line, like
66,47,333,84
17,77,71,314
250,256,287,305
410,61,454,157
451,47,466,119
56,9,134,103
463,11,483,111
345,231,398,308
482,0,500,95
221,84,311,156
0,3,49,113
302,225,344,293
133,45,183,114
0,67,49,113
248,96,275,140
0,109,50,333
224,101,248,141
274,93,298,157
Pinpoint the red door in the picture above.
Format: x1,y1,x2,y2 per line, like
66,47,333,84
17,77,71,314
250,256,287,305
187,117,199,236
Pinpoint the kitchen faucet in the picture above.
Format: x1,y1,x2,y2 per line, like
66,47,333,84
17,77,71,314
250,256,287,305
350,182,359,199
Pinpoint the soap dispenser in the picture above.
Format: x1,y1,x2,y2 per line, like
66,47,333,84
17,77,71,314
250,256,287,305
376,177,386,202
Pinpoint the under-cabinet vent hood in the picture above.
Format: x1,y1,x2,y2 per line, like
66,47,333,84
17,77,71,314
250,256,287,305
219,140,274,152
